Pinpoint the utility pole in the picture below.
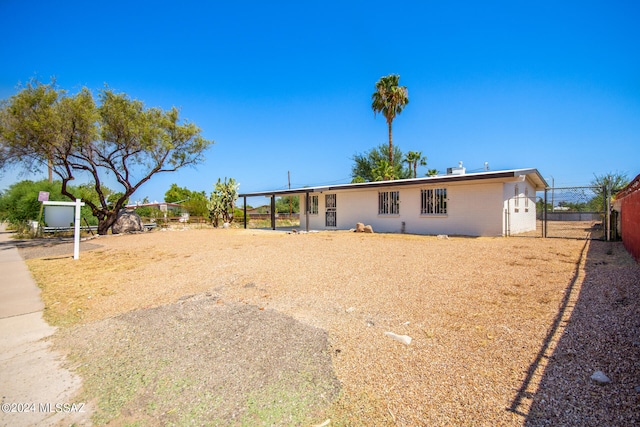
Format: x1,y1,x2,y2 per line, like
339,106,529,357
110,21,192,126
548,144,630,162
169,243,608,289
288,171,292,216
550,175,555,212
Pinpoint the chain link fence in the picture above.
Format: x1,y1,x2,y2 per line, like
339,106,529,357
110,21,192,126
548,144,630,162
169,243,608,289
535,186,609,240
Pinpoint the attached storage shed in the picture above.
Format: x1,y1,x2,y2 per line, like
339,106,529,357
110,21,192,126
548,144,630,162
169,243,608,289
239,168,547,237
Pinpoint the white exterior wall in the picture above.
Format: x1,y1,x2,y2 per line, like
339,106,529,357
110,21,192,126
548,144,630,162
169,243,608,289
300,181,510,236
502,179,537,235
445,182,505,236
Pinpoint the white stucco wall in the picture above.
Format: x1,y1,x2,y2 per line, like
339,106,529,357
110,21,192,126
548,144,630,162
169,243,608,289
502,179,537,235
300,180,518,236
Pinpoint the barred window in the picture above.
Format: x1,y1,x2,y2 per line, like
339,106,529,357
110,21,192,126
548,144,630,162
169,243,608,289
309,195,318,215
378,191,400,215
514,184,520,208
421,188,447,215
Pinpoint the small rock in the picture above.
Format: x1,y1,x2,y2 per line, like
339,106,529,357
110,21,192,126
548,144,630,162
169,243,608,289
366,320,375,327
355,222,365,232
590,370,611,385
364,225,374,233
384,331,412,345
437,234,449,240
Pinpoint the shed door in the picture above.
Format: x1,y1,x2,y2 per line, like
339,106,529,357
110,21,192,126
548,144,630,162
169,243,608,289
325,194,337,227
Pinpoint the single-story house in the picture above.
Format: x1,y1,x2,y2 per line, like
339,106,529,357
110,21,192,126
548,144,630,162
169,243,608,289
239,168,547,237
125,201,184,213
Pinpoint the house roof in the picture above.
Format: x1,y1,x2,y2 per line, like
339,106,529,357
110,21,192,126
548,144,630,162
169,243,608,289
125,202,183,209
239,168,548,198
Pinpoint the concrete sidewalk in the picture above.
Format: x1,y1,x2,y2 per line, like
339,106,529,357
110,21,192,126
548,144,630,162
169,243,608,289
0,225,91,426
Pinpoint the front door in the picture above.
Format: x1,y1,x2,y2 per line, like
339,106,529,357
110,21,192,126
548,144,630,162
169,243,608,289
325,194,336,227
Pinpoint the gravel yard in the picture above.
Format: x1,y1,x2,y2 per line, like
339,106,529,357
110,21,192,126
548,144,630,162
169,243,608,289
24,228,640,426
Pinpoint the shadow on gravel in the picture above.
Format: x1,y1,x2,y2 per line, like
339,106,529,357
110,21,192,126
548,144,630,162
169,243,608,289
53,294,341,426
0,231,103,260
508,240,640,425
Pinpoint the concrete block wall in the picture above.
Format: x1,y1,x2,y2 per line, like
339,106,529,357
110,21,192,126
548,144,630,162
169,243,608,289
616,174,640,262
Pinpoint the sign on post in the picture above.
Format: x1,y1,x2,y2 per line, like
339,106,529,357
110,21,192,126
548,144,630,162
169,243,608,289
38,191,49,202
42,199,85,260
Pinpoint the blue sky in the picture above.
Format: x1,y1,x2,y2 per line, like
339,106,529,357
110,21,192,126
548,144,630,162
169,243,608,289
1,1,638,203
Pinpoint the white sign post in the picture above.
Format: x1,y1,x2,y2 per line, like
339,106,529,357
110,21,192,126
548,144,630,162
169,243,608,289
42,199,86,260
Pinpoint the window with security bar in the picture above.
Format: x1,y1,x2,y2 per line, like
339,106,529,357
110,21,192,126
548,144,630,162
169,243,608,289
421,188,447,215
309,195,318,214
378,191,400,215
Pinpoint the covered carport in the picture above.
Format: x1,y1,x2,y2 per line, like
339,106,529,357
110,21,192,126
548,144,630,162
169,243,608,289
238,188,313,231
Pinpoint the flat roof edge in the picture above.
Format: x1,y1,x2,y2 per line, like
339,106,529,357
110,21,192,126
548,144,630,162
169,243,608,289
239,169,547,197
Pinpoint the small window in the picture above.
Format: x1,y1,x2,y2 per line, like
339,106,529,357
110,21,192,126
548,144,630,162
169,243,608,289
378,191,400,215
421,188,447,215
309,195,318,215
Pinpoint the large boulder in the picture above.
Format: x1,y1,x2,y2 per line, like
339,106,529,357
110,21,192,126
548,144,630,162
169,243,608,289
355,222,365,232
112,210,144,234
363,225,374,233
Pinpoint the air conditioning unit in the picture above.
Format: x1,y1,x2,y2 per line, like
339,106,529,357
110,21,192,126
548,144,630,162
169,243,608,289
446,161,466,175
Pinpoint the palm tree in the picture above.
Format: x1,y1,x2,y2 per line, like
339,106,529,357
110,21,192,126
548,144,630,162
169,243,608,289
404,151,427,178
371,74,409,171
427,169,439,177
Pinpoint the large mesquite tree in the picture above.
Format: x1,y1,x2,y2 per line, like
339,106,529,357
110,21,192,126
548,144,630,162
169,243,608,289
0,80,213,234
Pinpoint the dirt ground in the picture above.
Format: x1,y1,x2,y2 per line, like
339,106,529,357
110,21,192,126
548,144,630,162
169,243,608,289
20,228,640,426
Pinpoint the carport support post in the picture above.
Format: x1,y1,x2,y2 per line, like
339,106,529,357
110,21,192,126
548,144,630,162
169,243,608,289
305,191,310,232
243,196,247,229
270,195,276,230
